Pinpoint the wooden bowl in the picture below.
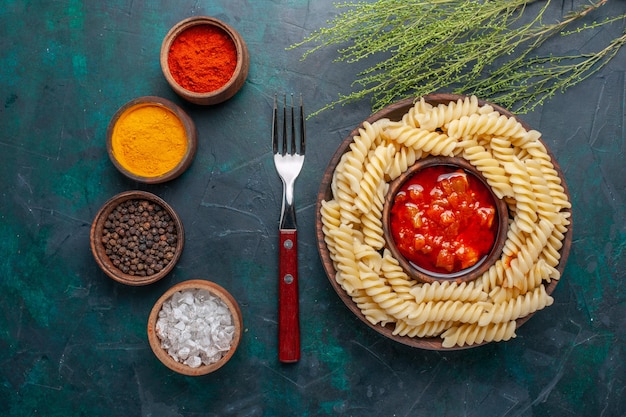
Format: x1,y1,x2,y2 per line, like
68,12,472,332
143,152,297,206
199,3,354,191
160,16,250,105
106,96,197,184
147,279,243,376
382,156,509,285
90,191,185,286
315,93,573,350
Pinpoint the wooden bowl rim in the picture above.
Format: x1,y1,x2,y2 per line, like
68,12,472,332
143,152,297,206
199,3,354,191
315,93,573,350
106,96,198,184
160,16,250,105
147,279,243,376
382,155,509,284
90,190,185,286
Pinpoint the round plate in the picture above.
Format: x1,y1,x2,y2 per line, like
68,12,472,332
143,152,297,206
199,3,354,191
315,93,573,350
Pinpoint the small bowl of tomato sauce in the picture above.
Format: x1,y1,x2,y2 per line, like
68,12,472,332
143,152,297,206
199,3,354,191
382,156,509,284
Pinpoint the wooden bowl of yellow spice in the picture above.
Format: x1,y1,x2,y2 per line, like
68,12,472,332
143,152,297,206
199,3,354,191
107,96,197,184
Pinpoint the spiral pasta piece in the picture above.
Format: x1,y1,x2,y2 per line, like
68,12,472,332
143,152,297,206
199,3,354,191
447,113,527,141
353,143,395,214
382,124,457,156
320,199,342,260
387,145,421,181
504,218,554,289
441,321,517,348
504,157,539,233
541,216,570,268
409,281,487,304
416,95,480,131
343,121,384,193
491,137,515,164
381,249,415,299
459,139,513,199
327,224,361,295
331,161,358,219
393,320,453,338
359,259,414,321
404,300,490,326
478,285,553,326
402,97,434,128
511,128,542,148
361,181,388,250
525,159,561,223
320,199,341,230
488,259,553,302
352,288,392,326
480,259,507,293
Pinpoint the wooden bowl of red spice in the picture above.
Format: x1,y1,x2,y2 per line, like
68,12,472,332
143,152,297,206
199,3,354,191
90,190,185,286
161,16,250,105
107,96,197,184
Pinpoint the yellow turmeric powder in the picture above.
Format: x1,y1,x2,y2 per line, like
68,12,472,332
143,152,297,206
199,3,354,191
111,103,188,178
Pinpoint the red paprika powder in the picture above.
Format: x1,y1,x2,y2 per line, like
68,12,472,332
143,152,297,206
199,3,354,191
167,24,237,93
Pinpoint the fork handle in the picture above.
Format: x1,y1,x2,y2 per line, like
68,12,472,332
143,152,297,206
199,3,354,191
278,229,300,363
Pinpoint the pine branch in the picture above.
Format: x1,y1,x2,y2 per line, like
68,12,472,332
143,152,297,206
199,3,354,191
289,0,625,117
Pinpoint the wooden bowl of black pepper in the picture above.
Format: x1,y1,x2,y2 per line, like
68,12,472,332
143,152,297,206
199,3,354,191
90,191,184,286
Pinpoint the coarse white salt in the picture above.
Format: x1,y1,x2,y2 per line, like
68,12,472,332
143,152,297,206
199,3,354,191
155,288,235,368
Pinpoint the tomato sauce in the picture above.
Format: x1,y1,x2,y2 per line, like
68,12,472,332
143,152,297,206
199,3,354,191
390,165,498,275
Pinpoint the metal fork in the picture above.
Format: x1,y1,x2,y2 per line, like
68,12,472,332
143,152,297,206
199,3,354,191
272,93,305,363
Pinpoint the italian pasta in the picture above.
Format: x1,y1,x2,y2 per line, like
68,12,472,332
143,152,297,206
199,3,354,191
414,95,481,131
320,95,570,348
441,321,517,348
393,319,454,338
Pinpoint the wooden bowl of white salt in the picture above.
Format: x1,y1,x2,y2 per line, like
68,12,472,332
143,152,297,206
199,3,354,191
147,279,243,376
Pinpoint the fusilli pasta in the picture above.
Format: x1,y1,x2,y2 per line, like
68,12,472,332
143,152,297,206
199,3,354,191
320,95,570,348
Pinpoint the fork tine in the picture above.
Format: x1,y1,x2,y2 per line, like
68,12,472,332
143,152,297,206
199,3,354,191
289,94,296,156
272,94,278,154
299,94,306,155
282,95,287,156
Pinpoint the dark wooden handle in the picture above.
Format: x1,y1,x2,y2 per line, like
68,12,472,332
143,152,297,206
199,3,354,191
278,229,300,363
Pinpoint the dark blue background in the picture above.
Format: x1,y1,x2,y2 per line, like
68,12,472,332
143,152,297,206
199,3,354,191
1,1,624,416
